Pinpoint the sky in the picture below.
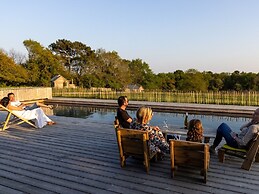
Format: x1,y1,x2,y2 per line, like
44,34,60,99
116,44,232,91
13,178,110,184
1,0,259,74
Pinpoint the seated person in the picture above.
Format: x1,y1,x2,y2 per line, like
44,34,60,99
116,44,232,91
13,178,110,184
131,106,169,156
186,119,204,143
8,92,53,110
210,108,259,154
1,97,55,128
117,96,132,128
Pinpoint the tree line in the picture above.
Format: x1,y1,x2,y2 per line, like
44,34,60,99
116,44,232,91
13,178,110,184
1,39,259,91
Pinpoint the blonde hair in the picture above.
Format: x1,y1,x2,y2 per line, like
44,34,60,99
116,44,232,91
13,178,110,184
136,106,153,124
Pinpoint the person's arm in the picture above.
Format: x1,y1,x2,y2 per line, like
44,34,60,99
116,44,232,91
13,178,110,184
241,125,258,146
7,104,24,111
239,121,252,131
126,117,133,123
121,111,132,124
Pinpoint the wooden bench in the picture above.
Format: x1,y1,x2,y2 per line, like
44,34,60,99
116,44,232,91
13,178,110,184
218,132,259,170
114,117,158,173
170,140,210,183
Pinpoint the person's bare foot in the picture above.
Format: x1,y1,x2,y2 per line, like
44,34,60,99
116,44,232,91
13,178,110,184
47,121,56,125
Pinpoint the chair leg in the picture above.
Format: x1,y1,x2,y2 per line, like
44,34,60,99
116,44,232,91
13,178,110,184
218,149,225,163
171,168,175,178
203,170,207,183
241,145,259,170
143,158,150,173
255,152,259,162
2,112,12,130
120,156,126,167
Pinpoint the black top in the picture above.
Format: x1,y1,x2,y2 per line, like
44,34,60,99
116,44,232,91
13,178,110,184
117,108,132,128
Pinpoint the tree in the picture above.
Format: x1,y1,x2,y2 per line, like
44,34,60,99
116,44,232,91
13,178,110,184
156,73,176,90
23,39,69,86
95,49,131,89
8,49,27,65
49,39,97,86
0,50,29,86
128,59,156,89
176,69,208,91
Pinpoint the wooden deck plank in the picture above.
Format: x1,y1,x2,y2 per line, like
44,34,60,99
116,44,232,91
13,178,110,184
0,183,24,194
0,115,259,193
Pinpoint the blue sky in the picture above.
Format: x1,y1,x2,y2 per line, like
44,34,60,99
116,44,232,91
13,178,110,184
1,0,259,73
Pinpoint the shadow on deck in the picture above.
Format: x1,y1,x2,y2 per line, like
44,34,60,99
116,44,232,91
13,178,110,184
0,115,258,194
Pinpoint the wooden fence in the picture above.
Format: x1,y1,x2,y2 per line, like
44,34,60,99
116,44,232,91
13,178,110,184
53,88,259,106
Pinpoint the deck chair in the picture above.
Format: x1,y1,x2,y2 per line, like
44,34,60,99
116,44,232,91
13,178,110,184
114,117,158,173
170,140,210,183
0,104,37,130
218,132,259,171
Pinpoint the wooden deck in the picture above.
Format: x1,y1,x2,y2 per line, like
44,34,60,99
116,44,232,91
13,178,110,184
0,115,259,194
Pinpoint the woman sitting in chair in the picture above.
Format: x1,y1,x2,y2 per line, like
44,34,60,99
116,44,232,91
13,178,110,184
0,97,55,128
131,106,169,156
210,108,259,154
186,119,204,143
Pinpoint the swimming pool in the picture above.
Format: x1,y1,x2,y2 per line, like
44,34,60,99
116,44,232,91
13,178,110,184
53,105,250,134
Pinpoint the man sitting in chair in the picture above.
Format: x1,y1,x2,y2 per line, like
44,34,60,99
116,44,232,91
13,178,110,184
117,96,133,128
210,108,259,154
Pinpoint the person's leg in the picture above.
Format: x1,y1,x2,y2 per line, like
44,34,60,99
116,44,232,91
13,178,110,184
211,123,238,152
24,103,39,110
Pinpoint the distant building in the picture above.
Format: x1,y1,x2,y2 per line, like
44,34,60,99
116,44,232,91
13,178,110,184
124,84,144,92
51,75,76,89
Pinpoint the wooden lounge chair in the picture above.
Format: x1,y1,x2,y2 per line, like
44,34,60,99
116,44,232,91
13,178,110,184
218,132,259,170
114,117,158,173
0,104,37,130
170,140,210,183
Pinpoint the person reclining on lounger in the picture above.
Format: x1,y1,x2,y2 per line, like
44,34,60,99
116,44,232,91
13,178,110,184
210,108,259,154
8,92,53,110
0,97,55,128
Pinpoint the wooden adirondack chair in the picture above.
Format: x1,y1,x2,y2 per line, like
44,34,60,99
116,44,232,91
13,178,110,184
218,132,259,170
0,104,37,130
114,117,158,173
170,140,210,183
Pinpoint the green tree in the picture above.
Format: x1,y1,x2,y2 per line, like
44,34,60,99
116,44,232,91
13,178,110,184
0,50,29,86
128,59,156,89
23,39,69,86
49,39,96,86
177,69,208,91
156,73,176,90
95,49,130,89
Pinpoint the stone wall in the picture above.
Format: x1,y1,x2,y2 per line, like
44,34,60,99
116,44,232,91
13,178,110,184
0,87,52,101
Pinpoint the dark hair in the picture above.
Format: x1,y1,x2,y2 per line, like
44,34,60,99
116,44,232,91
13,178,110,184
7,92,14,98
0,97,10,107
117,96,128,107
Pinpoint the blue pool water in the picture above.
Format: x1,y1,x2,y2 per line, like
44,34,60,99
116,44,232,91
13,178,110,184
53,106,250,134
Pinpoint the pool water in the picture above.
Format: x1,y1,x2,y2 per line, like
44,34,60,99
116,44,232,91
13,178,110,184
53,105,250,134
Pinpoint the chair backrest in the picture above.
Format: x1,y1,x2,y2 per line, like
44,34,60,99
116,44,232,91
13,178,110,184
170,140,210,183
114,116,120,129
246,132,259,150
117,128,150,156
170,140,210,169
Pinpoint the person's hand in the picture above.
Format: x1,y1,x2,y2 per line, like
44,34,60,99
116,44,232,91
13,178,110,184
230,131,237,138
153,126,160,131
